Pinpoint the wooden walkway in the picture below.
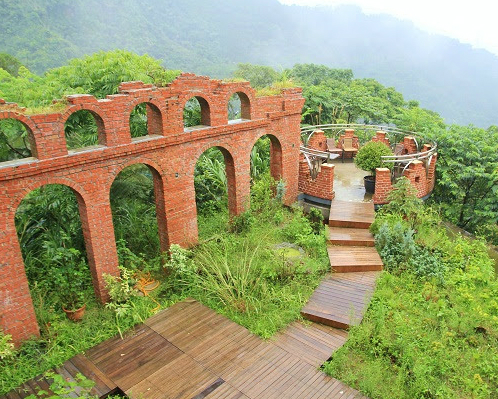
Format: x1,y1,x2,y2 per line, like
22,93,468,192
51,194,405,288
302,200,382,329
2,299,368,399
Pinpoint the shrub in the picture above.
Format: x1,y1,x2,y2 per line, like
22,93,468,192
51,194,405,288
354,141,393,175
0,331,14,360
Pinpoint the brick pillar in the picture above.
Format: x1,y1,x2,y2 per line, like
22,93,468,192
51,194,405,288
372,131,390,147
226,151,250,215
151,168,170,253
280,115,301,205
0,208,40,346
427,153,438,192
307,129,327,151
373,168,393,204
162,172,198,248
344,129,355,139
77,194,119,303
403,160,427,198
403,136,418,154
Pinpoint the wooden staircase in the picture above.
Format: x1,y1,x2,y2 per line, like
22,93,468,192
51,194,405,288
302,200,383,329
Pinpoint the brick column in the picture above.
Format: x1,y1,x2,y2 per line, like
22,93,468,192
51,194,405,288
298,159,335,200
307,129,327,151
403,136,418,154
403,160,427,198
371,131,390,147
0,208,40,345
373,168,393,204
77,194,119,303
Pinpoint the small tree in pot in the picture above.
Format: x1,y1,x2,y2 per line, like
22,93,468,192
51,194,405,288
354,141,393,193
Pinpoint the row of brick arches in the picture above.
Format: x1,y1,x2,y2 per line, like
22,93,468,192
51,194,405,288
0,74,305,344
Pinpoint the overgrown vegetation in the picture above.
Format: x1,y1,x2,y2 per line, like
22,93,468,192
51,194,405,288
324,178,498,399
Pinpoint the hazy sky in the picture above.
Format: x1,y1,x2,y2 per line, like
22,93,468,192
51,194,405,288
277,0,498,56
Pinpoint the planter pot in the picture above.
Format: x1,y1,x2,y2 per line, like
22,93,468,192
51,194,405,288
63,304,86,321
364,175,375,194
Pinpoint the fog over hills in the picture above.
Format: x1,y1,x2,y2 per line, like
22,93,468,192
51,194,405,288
1,0,497,127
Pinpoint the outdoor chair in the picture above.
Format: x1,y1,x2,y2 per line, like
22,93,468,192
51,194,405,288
341,137,358,162
326,138,343,156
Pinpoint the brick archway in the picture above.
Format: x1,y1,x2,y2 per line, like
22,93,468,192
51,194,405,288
0,74,304,345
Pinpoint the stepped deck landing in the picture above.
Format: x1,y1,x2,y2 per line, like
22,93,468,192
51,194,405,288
328,200,375,229
328,246,383,273
328,226,375,246
2,300,368,399
301,272,380,329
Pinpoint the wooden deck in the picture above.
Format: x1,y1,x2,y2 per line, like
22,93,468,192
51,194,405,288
328,200,375,229
328,226,375,247
302,200,382,329
301,272,380,329
328,246,383,272
2,299,368,399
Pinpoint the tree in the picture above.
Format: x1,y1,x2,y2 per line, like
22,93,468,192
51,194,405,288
232,63,280,89
431,125,498,231
0,53,24,77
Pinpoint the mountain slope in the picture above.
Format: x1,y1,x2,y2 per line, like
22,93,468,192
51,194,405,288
0,0,497,127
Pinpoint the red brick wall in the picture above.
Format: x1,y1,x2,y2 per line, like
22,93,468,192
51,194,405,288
373,155,438,205
298,158,335,200
0,73,305,345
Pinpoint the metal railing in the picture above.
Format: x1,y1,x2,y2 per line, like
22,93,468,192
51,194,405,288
300,124,438,181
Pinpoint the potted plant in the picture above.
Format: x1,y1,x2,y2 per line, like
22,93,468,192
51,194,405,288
52,247,89,321
354,141,393,193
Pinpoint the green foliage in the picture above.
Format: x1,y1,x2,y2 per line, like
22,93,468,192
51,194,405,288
0,53,24,77
110,165,160,259
194,148,228,215
183,97,202,127
325,197,498,398
232,63,280,89
0,50,180,109
476,224,498,247
64,110,98,149
307,207,324,235
429,124,498,232
0,118,32,162
25,371,96,399
104,266,138,304
0,332,14,361
250,136,270,180
354,141,393,175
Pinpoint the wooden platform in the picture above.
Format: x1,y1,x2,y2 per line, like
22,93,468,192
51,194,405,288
328,246,383,272
328,200,375,229
272,321,348,367
3,354,117,399
328,226,375,246
301,272,380,329
302,200,382,329
2,299,368,399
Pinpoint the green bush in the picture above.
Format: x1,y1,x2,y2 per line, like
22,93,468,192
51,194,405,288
354,141,393,175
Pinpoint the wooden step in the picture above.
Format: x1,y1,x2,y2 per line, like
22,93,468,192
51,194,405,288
328,226,375,246
328,200,375,229
328,245,383,272
301,272,380,329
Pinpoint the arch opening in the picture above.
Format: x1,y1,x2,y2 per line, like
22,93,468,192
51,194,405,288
14,184,93,330
228,92,251,122
129,102,163,139
110,163,164,262
64,109,105,150
184,96,210,129
194,147,234,235
251,135,282,182
0,118,34,162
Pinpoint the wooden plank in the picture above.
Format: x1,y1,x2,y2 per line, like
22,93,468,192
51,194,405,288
328,227,375,246
328,200,375,229
328,246,383,272
302,272,379,329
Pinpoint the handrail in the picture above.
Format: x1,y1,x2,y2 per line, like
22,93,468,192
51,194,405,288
300,123,438,182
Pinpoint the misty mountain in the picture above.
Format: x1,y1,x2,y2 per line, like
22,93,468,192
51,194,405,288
1,0,497,127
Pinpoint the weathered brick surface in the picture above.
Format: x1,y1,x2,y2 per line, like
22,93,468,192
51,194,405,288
0,73,304,345
298,159,335,200
373,155,438,204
